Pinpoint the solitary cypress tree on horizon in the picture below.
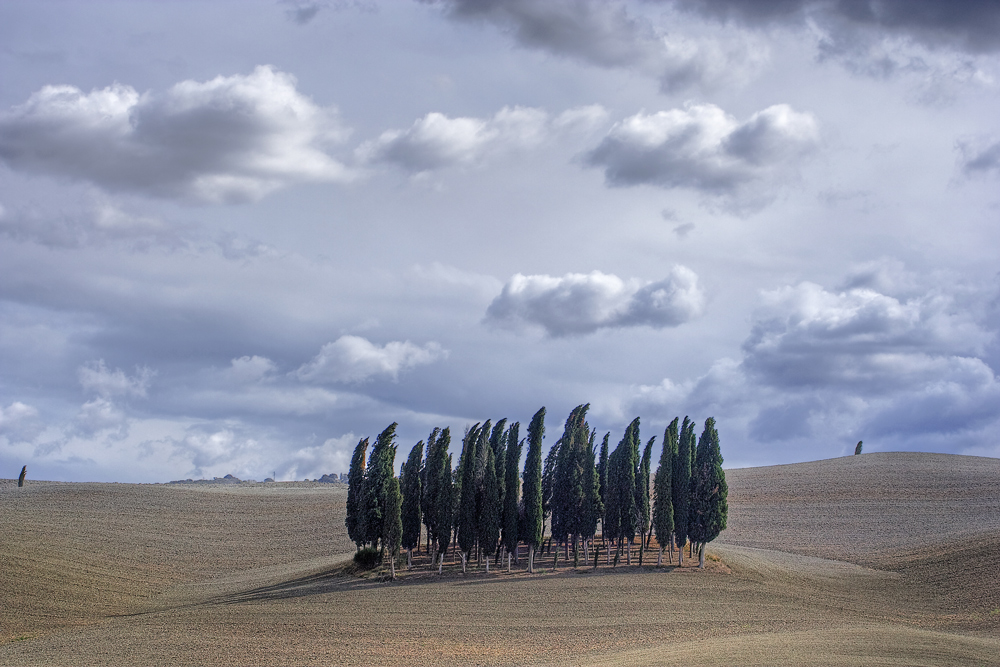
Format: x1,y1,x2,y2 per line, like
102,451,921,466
400,440,424,568
345,437,369,549
522,407,545,573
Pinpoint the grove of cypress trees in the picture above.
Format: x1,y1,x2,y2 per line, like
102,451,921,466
653,418,678,566
673,417,693,566
522,407,545,573
383,475,403,580
400,440,424,568
345,437,369,549
502,421,522,570
689,417,728,568
364,423,398,553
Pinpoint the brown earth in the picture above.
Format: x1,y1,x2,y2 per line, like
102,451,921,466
1,451,999,666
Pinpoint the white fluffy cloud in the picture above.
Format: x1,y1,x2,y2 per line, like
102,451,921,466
485,267,704,337
0,401,44,443
430,0,768,92
358,105,561,172
296,335,448,383
584,103,819,210
0,66,353,203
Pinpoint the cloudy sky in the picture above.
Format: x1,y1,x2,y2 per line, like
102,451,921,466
1,0,998,482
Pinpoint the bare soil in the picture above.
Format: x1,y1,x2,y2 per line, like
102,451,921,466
2,452,998,666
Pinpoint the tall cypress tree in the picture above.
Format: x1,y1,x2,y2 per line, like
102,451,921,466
400,440,424,568
552,404,590,566
479,444,501,572
436,445,453,573
501,422,522,570
653,418,678,566
639,435,655,550
541,436,560,531
581,426,603,564
383,475,403,580
673,417,693,565
689,417,728,568
489,418,508,540
345,437,369,549
597,432,609,545
623,417,640,564
522,407,545,573
603,446,622,562
457,423,481,572
422,428,441,556
364,423,398,553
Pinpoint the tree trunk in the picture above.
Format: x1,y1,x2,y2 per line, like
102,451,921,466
626,537,632,565
407,548,413,569
485,555,490,573
657,546,663,567
678,541,683,566
553,545,559,569
438,552,444,575
699,543,706,569
461,552,467,574
583,537,589,564
528,544,535,574
390,554,395,580
507,551,511,573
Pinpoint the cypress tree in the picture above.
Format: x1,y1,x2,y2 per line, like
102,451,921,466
383,475,403,580
502,422,522,570
689,417,728,568
400,440,424,568
436,446,453,574
639,435,655,551
855,440,863,455
653,418,678,566
422,428,441,556
673,417,693,565
581,426,603,564
490,418,508,538
603,446,622,564
457,423,481,572
522,407,545,573
623,417,639,564
479,444,501,572
345,437,369,549
552,404,589,567
541,436,560,529
364,423,398,553
597,432,609,545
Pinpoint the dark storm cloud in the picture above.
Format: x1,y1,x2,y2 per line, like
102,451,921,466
958,138,1000,176
0,66,353,203
667,0,1000,53
485,267,704,337
584,103,819,210
425,0,766,92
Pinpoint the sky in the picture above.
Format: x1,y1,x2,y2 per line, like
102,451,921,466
1,0,999,482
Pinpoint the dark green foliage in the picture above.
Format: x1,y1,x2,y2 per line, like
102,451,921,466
605,418,639,552
345,437,369,549
383,476,403,558
541,435,559,526
489,418,508,526
437,447,453,556
457,422,482,558
400,440,424,552
502,422,522,558
581,427,603,543
597,433,609,533
673,417,694,550
522,407,545,550
479,444,500,557
653,418,678,552
363,423,398,551
353,546,381,569
689,418,728,548
18,465,27,487
855,440,863,455
638,435,654,544
422,428,442,546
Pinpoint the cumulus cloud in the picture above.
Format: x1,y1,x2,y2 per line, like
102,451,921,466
631,263,1000,458
426,0,768,93
484,267,704,337
78,360,155,399
0,66,353,203
75,397,129,438
296,335,448,383
584,103,819,210
222,355,278,384
0,401,44,443
357,106,553,172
